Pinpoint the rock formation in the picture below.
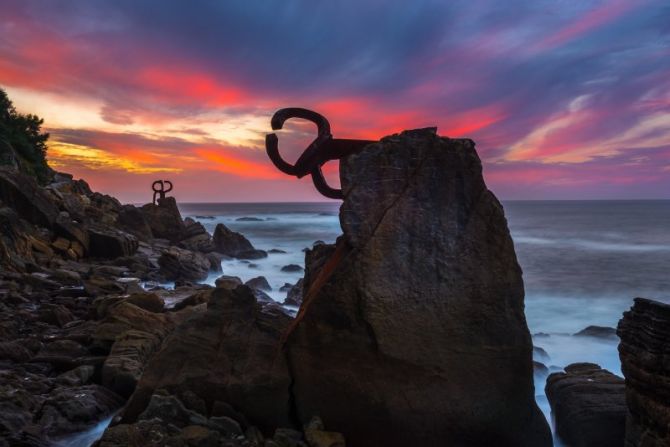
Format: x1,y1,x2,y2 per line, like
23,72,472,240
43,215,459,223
618,297,670,447
546,363,626,447
284,129,551,446
120,286,294,433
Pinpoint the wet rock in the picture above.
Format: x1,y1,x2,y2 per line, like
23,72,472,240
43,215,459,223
212,223,255,257
245,276,272,291
126,292,165,313
120,286,293,433
533,346,550,362
179,217,215,253
141,196,186,242
55,364,95,386
237,249,268,260
285,129,551,446
37,384,124,437
215,275,243,289
103,329,164,398
617,297,670,447
546,363,625,447
236,217,263,222
205,252,225,273
574,325,618,340
280,264,303,273
171,289,213,311
283,278,303,307
279,283,294,293
533,361,549,378
158,247,210,282
88,224,138,258
269,249,287,254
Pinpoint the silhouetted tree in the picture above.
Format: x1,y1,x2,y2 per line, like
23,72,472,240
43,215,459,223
0,88,52,183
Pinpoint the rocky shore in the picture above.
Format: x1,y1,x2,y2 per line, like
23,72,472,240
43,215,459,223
0,166,304,446
2,126,668,447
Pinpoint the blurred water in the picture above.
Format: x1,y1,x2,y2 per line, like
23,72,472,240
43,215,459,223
179,200,670,442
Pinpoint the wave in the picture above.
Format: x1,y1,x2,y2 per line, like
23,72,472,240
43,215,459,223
514,236,670,252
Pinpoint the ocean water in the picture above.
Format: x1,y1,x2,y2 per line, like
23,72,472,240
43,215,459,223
179,200,670,442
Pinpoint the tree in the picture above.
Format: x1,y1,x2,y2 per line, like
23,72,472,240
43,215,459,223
0,88,52,184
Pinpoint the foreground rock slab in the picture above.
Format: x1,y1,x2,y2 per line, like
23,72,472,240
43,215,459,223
618,297,670,447
546,363,626,447
120,286,293,433
286,129,551,446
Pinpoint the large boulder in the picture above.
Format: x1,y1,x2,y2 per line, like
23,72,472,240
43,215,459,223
179,217,215,252
0,167,59,228
618,298,670,447
285,129,551,446
546,363,626,447
213,223,262,258
140,196,185,242
88,224,138,258
120,286,293,434
158,247,211,282
117,204,153,241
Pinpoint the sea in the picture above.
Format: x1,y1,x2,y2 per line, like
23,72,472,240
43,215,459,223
179,200,670,442
59,200,670,446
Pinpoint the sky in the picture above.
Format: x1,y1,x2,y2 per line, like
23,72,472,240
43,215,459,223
1,0,669,203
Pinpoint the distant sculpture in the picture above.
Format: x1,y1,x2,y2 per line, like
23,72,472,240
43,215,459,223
152,180,173,204
265,107,375,199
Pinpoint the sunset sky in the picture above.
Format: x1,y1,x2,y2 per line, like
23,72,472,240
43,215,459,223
2,0,669,202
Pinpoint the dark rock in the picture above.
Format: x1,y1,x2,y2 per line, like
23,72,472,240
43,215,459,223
140,197,185,242
214,275,243,289
172,289,213,311
617,297,670,447
120,286,293,433
285,129,551,446
279,283,294,293
54,212,89,253
280,264,303,273
0,341,33,362
158,247,210,282
37,384,124,437
283,278,303,307
269,249,287,254
545,363,626,447
88,224,138,258
245,276,272,291
236,216,263,222
0,168,59,227
37,303,75,327
533,361,549,378
31,339,89,371
574,325,618,340
212,223,256,257
126,292,165,313
533,346,550,362
179,217,215,253
117,204,153,241
205,252,225,273
237,249,268,260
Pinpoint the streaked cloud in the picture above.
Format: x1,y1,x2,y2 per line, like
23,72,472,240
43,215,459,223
0,0,668,201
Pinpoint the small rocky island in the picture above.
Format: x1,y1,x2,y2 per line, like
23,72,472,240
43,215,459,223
1,94,668,446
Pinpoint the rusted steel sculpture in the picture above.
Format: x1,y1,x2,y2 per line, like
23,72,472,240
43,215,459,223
265,108,375,199
152,179,173,204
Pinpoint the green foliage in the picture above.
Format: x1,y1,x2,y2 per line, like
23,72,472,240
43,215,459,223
0,88,52,184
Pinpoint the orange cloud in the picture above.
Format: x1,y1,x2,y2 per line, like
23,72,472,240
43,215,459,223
195,148,285,179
